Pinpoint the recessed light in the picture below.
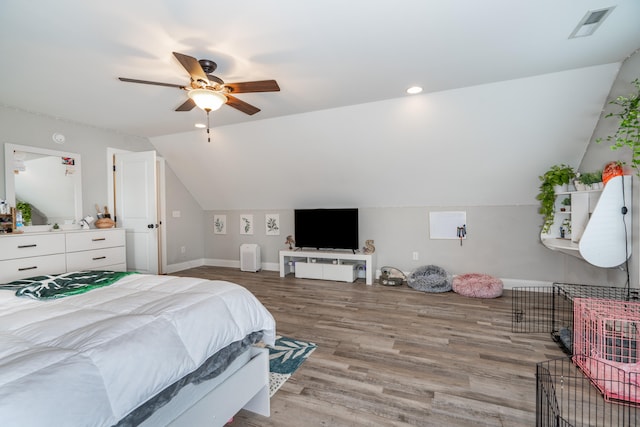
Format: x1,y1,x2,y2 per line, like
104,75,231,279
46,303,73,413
195,123,206,129
406,86,423,95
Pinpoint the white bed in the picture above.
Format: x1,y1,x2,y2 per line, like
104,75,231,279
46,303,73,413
0,272,276,427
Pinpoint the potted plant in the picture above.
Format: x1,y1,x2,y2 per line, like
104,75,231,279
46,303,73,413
597,78,640,176
579,171,602,190
16,201,32,226
560,197,571,212
537,164,576,234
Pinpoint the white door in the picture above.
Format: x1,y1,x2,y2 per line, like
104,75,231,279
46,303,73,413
114,151,159,274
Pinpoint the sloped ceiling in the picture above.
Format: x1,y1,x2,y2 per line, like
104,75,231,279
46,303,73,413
1,1,639,210
0,1,638,137
150,63,621,210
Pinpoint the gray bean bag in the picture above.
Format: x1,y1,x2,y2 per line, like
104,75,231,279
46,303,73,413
407,265,452,293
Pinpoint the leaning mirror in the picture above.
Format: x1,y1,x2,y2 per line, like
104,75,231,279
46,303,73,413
4,143,82,231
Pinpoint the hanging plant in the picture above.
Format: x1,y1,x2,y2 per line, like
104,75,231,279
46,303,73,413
597,78,640,176
536,164,576,234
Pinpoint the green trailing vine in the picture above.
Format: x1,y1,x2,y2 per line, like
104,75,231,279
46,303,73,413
537,164,576,234
597,78,640,176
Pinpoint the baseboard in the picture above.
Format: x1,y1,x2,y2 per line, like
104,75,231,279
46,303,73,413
500,278,553,290
165,259,206,274
167,261,552,290
202,259,279,272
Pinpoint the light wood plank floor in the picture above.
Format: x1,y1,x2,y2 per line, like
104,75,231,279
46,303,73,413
174,266,566,426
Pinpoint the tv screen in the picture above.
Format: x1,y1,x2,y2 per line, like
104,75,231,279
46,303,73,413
294,208,359,251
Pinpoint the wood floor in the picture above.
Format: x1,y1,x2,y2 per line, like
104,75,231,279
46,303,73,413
173,266,566,427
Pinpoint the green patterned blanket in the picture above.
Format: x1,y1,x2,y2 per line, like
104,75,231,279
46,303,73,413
0,270,135,300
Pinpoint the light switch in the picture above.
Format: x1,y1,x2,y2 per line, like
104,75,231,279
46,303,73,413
172,210,181,218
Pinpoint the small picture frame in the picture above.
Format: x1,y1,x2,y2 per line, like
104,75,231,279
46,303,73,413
240,214,254,235
213,214,226,234
265,213,280,236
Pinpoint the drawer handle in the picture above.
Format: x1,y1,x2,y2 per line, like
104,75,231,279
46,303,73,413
17,244,37,249
92,256,106,261
18,266,38,271
92,238,106,242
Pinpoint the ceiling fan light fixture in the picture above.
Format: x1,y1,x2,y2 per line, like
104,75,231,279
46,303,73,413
188,89,227,111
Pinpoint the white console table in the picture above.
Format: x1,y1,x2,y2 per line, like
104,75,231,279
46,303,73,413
279,250,375,285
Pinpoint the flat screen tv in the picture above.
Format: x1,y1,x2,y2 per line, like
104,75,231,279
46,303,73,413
294,208,359,251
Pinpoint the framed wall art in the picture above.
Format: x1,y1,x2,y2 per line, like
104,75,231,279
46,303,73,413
213,214,226,234
240,214,254,235
265,213,280,235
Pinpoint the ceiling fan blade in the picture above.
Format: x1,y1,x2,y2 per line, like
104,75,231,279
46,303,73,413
225,95,261,115
173,52,209,83
224,80,280,93
118,77,185,89
175,98,196,112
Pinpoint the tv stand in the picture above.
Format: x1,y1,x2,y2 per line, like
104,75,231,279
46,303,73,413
279,250,375,285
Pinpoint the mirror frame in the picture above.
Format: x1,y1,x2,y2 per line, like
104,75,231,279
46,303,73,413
4,143,83,230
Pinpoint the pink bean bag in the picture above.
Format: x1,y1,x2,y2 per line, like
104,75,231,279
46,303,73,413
452,273,503,298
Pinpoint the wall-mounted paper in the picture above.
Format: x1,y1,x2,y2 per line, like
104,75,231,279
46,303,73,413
429,211,467,239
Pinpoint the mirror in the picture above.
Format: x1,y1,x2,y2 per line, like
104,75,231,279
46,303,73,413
4,143,82,231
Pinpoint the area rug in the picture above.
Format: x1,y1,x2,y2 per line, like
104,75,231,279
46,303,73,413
268,335,317,397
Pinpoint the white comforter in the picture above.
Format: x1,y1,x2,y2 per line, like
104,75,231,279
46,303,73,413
0,274,276,427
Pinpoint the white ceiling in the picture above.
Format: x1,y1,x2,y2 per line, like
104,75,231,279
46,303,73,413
1,0,639,138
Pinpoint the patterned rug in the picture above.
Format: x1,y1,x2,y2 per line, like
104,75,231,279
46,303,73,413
268,335,317,397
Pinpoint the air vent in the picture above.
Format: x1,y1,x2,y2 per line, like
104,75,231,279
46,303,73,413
569,6,615,38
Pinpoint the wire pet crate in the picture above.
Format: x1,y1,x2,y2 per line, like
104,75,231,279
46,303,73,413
537,357,640,426
512,283,639,354
573,298,640,404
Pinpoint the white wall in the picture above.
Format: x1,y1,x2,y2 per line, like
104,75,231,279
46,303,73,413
151,64,636,285
202,205,627,286
580,51,640,288
151,64,619,210
164,166,205,266
0,106,206,267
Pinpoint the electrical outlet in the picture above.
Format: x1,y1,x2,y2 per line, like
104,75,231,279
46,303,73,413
180,246,186,254
412,251,419,261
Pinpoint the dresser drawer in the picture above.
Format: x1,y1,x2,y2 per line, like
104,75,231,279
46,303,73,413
66,247,126,271
0,254,66,283
65,229,125,252
0,233,65,261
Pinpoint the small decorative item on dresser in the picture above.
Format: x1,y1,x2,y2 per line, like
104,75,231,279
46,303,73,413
95,218,116,229
0,206,15,234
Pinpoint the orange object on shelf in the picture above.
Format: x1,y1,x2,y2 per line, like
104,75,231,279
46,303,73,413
602,161,623,185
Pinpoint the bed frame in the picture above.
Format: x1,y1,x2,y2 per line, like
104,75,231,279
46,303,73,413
140,346,270,426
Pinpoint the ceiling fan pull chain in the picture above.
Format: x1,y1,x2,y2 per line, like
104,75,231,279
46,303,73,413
206,109,211,143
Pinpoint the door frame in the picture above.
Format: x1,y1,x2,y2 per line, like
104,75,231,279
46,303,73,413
107,147,167,274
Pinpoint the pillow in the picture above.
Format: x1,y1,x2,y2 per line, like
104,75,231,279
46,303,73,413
0,270,135,300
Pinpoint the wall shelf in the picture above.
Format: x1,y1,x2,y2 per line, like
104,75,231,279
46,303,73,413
540,175,632,267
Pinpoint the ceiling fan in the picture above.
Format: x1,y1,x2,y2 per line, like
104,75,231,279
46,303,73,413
119,52,279,141
119,52,279,115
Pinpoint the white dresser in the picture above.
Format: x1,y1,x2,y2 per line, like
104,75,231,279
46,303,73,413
0,228,126,283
